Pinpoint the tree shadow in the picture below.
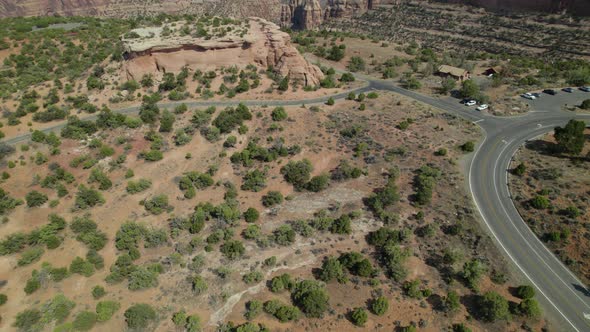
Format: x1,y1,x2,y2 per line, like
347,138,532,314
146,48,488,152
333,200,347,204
461,293,482,320
427,293,444,312
524,139,559,156
572,283,590,297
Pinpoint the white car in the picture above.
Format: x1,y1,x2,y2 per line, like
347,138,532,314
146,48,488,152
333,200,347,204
521,93,536,100
477,104,489,111
581,86,590,92
465,100,477,106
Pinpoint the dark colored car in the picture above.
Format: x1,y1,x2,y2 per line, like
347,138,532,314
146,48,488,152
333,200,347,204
543,89,557,95
562,87,574,93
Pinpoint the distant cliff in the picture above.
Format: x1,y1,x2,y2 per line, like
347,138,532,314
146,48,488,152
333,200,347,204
0,0,282,20
433,0,590,16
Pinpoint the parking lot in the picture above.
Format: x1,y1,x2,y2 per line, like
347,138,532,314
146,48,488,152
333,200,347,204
525,88,590,112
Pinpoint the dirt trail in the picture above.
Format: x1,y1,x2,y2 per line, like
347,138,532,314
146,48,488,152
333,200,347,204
207,256,317,326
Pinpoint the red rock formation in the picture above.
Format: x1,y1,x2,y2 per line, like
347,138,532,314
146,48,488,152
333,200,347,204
324,0,372,18
280,0,324,30
123,18,324,87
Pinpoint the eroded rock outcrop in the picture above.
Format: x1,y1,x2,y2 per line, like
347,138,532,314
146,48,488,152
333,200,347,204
324,0,373,19
122,18,324,87
280,0,323,30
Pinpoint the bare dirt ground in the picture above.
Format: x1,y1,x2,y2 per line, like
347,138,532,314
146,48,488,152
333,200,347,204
509,129,590,285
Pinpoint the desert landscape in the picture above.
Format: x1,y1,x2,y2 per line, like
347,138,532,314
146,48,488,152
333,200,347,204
0,1,589,332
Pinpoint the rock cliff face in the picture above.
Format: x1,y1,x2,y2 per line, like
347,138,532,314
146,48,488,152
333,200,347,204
280,0,324,30
324,0,372,18
0,0,282,20
122,18,324,87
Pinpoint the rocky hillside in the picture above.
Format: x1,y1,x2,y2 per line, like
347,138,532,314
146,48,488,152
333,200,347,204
435,0,590,16
0,0,282,20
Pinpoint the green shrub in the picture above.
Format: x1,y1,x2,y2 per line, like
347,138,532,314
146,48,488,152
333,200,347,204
460,141,475,152
262,191,283,207
515,285,535,299
124,303,157,329
185,315,201,332
212,104,252,133
88,168,112,190
291,280,329,318
442,290,461,312
370,296,389,316
13,308,41,331
515,298,541,318
263,299,301,322
330,214,352,235
350,307,368,326
269,273,294,293
172,310,187,326
461,259,486,291
96,300,121,322
126,179,152,194
70,257,95,277
478,291,510,322
143,195,173,215
92,285,106,299
26,190,48,207
0,188,23,214
273,224,295,245
220,240,245,260
281,159,313,190
242,271,263,284
241,169,266,192
0,293,7,306
244,207,259,223
271,107,288,121
244,300,263,320
128,267,159,291
17,247,44,266
74,185,105,210
530,195,550,209
72,311,97,331
24,272,41,294
224,135,237,148
318,257,346,283
192,275,208,294
306,174,330,192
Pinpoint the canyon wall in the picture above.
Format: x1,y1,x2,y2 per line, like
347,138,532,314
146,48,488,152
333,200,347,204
0,0,282,20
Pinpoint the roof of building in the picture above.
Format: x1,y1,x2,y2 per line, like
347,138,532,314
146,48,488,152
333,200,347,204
437,65,468,77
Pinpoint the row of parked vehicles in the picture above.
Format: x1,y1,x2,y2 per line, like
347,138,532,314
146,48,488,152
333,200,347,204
462,99,489,111
521,86,590,100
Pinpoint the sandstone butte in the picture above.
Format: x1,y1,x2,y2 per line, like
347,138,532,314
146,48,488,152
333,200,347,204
121,18,325,87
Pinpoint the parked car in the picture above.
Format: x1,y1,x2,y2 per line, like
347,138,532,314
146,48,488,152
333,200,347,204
562,87,574,93
532,93,541,98
465,100,477,106
543,89,557,95
521,93,536,100
477,104,489,111
580,86,590,92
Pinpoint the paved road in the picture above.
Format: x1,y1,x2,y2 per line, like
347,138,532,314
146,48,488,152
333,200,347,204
3,73,590,330
375,79,590,331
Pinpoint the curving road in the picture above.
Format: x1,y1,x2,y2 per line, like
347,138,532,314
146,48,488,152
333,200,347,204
3,74,590,330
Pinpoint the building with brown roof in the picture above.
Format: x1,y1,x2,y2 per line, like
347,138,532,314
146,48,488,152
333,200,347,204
436,65,471,82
